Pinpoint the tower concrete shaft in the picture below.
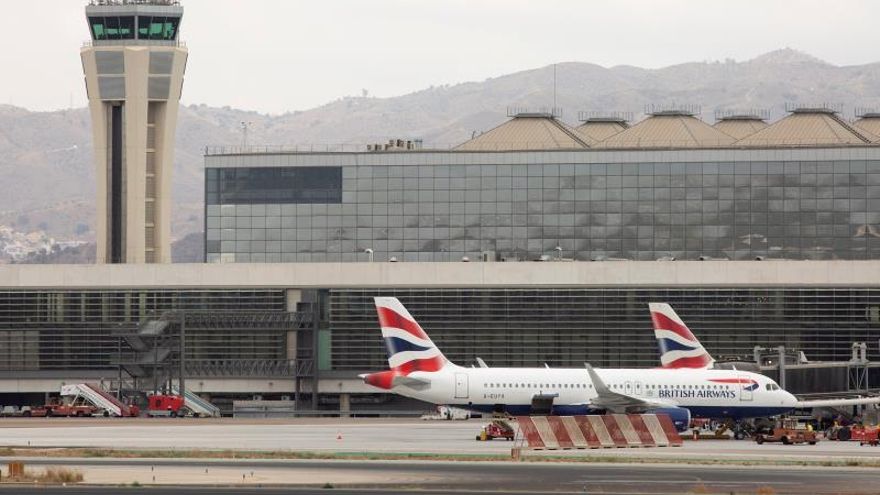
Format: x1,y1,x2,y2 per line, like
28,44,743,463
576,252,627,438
81,1,187,264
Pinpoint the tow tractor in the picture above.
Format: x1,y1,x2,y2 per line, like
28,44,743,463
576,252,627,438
476,420,515,441
754,418,818,445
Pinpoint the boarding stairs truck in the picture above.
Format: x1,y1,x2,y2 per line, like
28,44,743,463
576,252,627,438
60,383,138,417
169,386,221,418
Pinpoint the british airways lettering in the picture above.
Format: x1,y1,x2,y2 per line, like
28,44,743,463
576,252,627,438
658,388,736,400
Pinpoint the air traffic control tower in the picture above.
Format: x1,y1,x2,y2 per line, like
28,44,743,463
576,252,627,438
81,1,187,263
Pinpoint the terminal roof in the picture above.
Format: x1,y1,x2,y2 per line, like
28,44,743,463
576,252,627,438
713,117,769,140
455,113,591,151
575,119,628,142
596,113,736,149
736,108,877,146
854,114,880,143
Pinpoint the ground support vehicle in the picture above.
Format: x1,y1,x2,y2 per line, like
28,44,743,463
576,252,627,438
847,426,879,446
24,405,50,417
754,418,818,445
147,394,188,417
826,425,854,441
476,420,515,441
61,383,139,417
37,404,98,417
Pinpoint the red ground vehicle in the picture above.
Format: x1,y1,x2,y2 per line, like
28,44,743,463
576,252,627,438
848,426,880,446
29,404,97,417
754,418,818,445
147,394,186,417
476,420,515,441
23,406,50,417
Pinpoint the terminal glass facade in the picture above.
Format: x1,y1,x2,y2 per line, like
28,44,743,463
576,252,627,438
2,285,878,394
205,151,880,263
0,289,286,372
327,287,880,371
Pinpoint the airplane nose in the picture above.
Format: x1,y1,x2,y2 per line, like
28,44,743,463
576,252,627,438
785,391,798,408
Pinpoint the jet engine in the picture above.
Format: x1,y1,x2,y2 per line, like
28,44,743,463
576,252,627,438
647,407,691,432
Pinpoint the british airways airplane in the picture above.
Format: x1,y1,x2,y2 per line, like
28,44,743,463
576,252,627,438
360,297,798,430
649,303,880,412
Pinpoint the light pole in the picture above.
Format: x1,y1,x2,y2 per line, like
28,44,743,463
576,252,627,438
364,248,374,263
240,121,253,148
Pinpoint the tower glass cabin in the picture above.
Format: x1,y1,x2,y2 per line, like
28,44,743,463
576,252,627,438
81,0,188,263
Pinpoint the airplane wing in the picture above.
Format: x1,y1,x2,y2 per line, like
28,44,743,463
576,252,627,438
475,357,489,368
795,396,880,409
584,363,674,413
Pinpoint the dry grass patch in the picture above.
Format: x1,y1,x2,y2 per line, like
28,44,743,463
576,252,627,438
4,466,83,484
3,446,880,469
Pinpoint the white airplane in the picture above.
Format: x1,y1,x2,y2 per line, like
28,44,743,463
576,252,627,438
649,302,880,411
360,297,799,430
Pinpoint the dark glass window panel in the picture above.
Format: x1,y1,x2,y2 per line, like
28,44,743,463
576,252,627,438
138,16,181,40
210,167,342,205
89,17,106,40
90,16,136,40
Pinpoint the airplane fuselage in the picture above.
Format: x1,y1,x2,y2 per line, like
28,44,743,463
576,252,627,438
394,365,797,420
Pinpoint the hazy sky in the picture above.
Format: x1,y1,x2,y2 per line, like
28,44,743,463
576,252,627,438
3,0,879,114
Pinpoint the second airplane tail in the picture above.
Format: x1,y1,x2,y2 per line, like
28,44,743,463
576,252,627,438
649,303,714,369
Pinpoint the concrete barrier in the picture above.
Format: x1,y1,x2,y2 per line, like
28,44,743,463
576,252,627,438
515,414,682,450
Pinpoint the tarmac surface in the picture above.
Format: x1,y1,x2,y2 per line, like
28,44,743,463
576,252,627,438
2,418,880,493
1,417,879,462
1,458,880,494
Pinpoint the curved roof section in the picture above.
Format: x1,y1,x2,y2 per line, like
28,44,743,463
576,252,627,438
597,112,736,149
854,115,880,142
455,114,591,151
736,109,875,147
713,117,769,140
575,120,628,142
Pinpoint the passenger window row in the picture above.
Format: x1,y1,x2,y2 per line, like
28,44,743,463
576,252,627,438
484,383,593,389
481,382,734,391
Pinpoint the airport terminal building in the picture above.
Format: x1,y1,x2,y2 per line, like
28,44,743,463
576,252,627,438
207,130,880,264
3,107,880,410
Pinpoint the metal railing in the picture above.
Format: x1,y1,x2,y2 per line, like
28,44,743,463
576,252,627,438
82,40,186,48
89,0,180,6
204,139,880,156
205,143,458,155
184,359,314,378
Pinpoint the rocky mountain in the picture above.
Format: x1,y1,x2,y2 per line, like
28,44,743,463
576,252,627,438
2,48,880,251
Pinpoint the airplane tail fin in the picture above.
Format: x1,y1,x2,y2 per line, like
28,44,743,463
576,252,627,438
649,303,714,369
374,297,449,374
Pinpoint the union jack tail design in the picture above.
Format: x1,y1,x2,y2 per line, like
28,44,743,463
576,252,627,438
649,303,715,369
361,297,449,389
